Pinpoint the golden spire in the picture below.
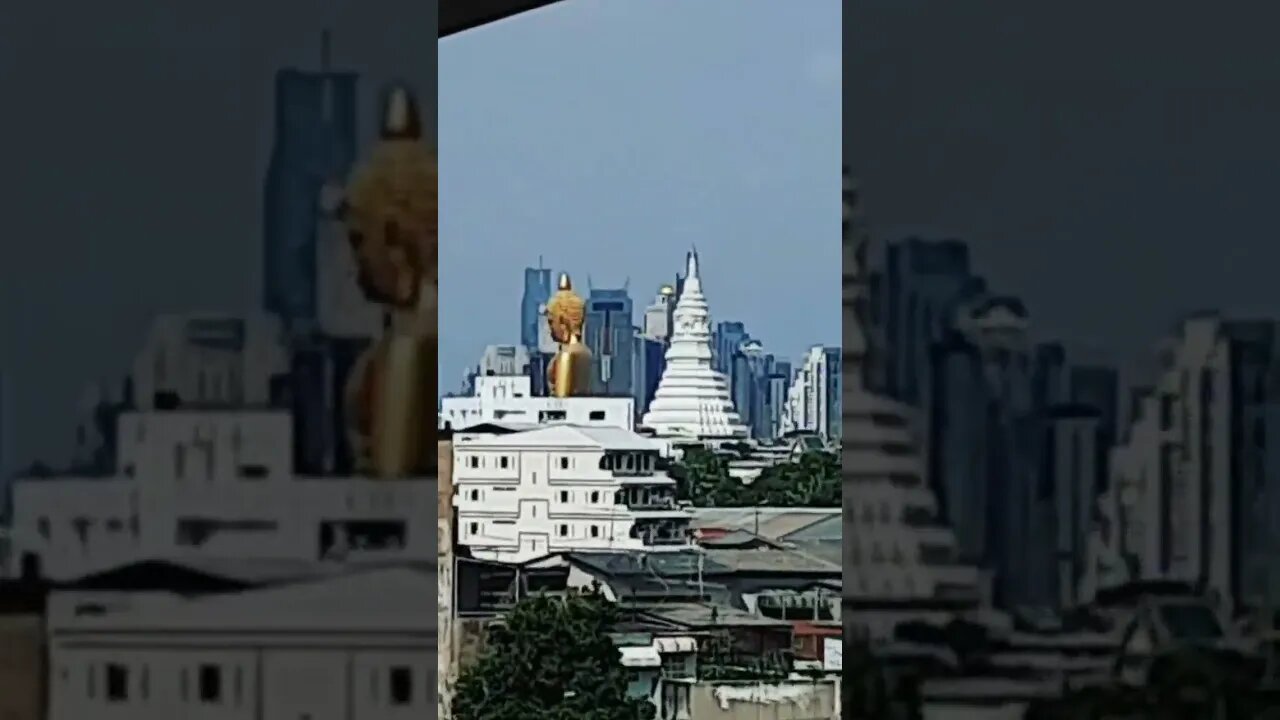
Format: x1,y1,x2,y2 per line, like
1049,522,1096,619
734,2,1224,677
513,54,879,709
380,84,422,140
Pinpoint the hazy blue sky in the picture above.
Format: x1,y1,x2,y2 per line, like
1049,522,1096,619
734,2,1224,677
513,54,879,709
439,0,842,390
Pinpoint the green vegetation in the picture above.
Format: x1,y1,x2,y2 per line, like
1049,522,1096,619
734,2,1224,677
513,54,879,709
453,587,655,720
668,447,839,507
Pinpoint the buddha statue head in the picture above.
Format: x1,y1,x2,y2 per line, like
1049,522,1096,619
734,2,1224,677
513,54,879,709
545,273,586,344
343,84,437,311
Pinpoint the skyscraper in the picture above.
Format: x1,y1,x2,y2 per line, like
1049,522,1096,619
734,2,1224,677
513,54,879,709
521,262,553,348
713,321,748,375
586,287,634,397
262,33,359,328
642,285,675,342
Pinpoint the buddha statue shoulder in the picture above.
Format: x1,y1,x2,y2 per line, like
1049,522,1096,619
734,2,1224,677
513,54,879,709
545,273,592,397
336,84,438,478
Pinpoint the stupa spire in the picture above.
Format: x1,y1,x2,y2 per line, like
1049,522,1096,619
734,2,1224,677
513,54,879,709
641,251,748,439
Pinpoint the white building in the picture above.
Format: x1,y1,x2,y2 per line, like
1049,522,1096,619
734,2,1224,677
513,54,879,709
7,409,435,581
46,566,434,720
130,313,289,411
1107,314,1232,602
476,345,531,377
785,344,840,441
439,375,633,432
844,170,980,620
641,285,675,342
452,425,692,563
641,251,748,439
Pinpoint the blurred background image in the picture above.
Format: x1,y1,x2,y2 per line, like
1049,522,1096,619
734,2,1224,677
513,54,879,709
846,1,1280,718
0,2,436,718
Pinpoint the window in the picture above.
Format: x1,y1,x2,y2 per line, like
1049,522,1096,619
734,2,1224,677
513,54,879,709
558,524,569,537
589,410,606,421
389,666,413,705
198,664,222,703
590,525,601,538
590,491,600,503
559,456,570,470
559,491,570,502
469,522,479,535
36,517,50,540
468,456,479,469
500,456,510,469
106,663,128,701
469,489,480,502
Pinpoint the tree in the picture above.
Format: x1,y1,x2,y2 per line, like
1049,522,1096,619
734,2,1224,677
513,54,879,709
669,448,839,508
669,447,744,506
453,587,655,720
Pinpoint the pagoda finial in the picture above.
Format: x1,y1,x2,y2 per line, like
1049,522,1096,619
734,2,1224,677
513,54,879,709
687,247,699,280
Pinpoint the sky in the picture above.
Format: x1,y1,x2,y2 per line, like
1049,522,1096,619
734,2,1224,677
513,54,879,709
0,0,434,468
849,0,1280,384
438,0,843,390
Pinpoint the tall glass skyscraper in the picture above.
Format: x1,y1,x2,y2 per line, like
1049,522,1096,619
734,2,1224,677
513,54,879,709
521,264,553,348
262,36,358,328
586,287,634,397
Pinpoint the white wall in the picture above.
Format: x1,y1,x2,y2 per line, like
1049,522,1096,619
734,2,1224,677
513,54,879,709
452,428,688,562
9,409,437,580
130,313,287,410
440,378,634,431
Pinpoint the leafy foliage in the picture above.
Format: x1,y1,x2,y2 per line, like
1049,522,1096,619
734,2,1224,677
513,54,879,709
670,447,839,507
453,587,655,720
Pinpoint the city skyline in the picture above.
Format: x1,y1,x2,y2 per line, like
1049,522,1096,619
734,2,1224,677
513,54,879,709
438,0,842,390
0,1,434,467
447,252,840,389
850,0,1280,382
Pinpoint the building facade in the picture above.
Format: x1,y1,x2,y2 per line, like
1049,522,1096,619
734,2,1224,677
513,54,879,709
439,376,634,432
452,425,692,563
586,288,635,397
7,410,434,582
262,49,358,329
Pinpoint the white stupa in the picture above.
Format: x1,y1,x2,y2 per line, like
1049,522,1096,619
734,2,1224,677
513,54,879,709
843,168,980,605
641,250,749,439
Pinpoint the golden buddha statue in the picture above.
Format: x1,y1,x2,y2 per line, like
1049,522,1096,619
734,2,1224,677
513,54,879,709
545,273,592,397
337,84,437,478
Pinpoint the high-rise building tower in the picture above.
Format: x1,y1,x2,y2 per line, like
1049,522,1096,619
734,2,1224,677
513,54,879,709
586,287,634,397
642,285,675,342
262,32,359,329
521,261,553,348
713,321,748,375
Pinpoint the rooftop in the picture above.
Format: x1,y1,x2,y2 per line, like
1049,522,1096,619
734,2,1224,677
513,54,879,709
455,424,658,452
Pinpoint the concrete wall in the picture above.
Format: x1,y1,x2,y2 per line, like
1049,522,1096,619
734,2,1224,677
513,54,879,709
671,680,837,720
0,614,43,720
